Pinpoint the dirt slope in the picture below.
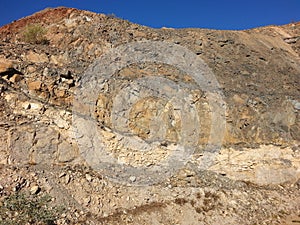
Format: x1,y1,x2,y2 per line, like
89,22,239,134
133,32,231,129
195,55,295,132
0,7,299,225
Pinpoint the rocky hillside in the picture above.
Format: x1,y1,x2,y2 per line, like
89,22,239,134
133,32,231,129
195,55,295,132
0,7,299,225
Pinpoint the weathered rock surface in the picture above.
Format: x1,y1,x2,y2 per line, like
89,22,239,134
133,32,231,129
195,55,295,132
0,7,299,225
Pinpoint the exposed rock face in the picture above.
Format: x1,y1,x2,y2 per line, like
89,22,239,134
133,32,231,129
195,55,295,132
0,7,299,224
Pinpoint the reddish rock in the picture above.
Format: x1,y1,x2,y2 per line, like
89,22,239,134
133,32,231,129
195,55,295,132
0,58,13,73
9,74,22,83
27,80,42,91
26,51,48,63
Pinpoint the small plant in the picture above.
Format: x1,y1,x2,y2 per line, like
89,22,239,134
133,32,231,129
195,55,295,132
0,192,64,225
22,24,48,44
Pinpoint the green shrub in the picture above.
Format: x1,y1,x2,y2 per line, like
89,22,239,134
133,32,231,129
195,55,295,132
22,24,48,44
0,192,64,225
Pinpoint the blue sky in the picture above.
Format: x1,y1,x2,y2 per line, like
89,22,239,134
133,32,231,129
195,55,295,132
1,0,299,30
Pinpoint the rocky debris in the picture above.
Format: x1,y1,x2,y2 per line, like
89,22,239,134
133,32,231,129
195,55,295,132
0,6,299,225
1,164,298,225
